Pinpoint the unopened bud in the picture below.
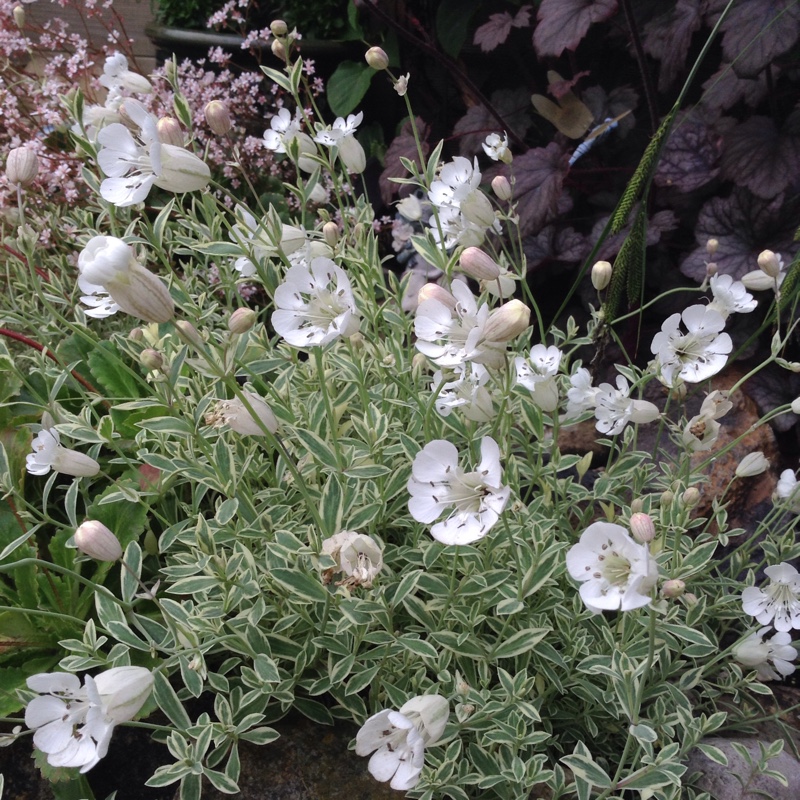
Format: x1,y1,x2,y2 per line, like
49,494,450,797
382,353,396,368
204,100,232,136
491,175,512,201
411,352,428,377
792,397,800,415
323,221,339,248
591,260,612,291
483,300,531,342
348,331,365,350
74,520,123,562
140,348,164,371
661,579,685,599
6,146,39,187
418,283,457,309
705,261,717,278
629,512,655,543
365,46,389,70
13,5,25,28
271,39,286,59
706,238,718,257
735,452,770,478
459,247,500,281
228,307,256,334
757,249,782,279
156,117,183,147
682,487,701,508
630,498,644,514
175,320,204,348
683,592,699,607
270,19,288,36
660,490,674,508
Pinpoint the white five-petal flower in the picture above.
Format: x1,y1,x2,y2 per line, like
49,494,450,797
775,469,800,513
26,428,100,478
321,530,383,588
407,437,510,545
742,563,800,632
593,374,660,436
734,626,797,681
515,345,563,412
482,132,511,163
566,521,658,614
432,363,495,422
708,274,757,318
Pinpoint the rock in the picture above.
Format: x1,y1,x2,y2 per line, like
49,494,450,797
686,737,800,800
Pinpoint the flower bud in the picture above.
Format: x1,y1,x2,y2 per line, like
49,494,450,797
459,247,500,281
682,487,701,508
757,249,782,279
629,512,655,543
411,352,428,378
129,327,144,342
271,39,286,59
706,238,718,257
792,397,800,415
491,175,512,201
365,46,389,70
204,100,232,136
591,260,612,291
175,320,203,347
661,579,685,599
630,498,644,514
156,117,184,147
228,307,256,334
683,592,699,607
735,452,770,478
140,348,163,371
482,300,531,342
460,190,495,229
705,261,717,278
74,520,123,562
323,221,339,248
270,19,288,36
6,146,39,187
13,5,24,28
418,283,457,309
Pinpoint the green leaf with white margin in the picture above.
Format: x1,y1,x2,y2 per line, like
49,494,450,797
153,671,192,729
270,568,329,604
492,628,550,659
561,742,613,791
319,473,343,537
327,60,374,117
695,743,728,766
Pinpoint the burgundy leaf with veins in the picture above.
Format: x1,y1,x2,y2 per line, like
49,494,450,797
379,118,430,205
721,115,800,199
453,88,532,158
680,188,800,282
533,0,618,57
655,113,722,193
589,210,678,262
473,4,532,51
643,0,704,91
700,64,770,112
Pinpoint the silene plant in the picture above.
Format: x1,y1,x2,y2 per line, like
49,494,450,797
1,6,800,800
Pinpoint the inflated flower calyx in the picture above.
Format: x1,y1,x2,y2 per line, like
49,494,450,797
491,175,512,200
6,146,39,187
483,300,531,343
758,249,782,279
591,260,612,291
682,487,701,508
629,512,655,543
662,579,685,599
228,308,256,334
140,349,164,371
323,221,339,247
417,282,457,309
270,19,288,36
459,247,500,282
365,46,389,70
156,117,183,147
73,520,123,562
735,452,770,478
204,101,232,136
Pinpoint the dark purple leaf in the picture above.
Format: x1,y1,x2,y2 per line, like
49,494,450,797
748,366,800,432
546,70,590,100
721,0,800,77
555,227,589,262
379,118,430,205
453,89,532,158
721,115,800,199
533,0,618,57
655,112,722,192
680,188,800,281
582,85,639,138
513,6,533,27
643,0,704,90
700,63,769,112
489,143,570,238
474,12,514,52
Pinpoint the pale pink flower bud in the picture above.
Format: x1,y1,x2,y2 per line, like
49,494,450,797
365,46,389,70
228,307,256,334
630,498,644,513
270,19,288,36
271,39,286,59
459,247,500,281
140,349,163,370
74,520,123,562
6,146,39,187
662,579,686,599
418,283,457,309
706,238,719,257
175,320,203,347
705,261,717,278
129,328,144,342
482,300,531,343
204,101,232,136
323,221,339,247
682,487,701,508
491,175,512,201
629,512,655,543
13,5,24,27
758,250,782,279
156,117,183,147
591,260,612,291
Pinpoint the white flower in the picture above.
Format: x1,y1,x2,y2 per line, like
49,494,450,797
204,391,278,435
78,236,174,323
24,668,153,773
356,695,448,790
734,627,797,681
414,280,505,369
321,530,383,588
481,264,518,298
566,521,658,614
650,305,732,386
394,73,410,96
263,108,317,172
482,132,511,163
78,274,120,319
230,206,308,278
515,345,563,412
775,469,800,513
742,563,800,632
565,367,600,419
314,111,366,173
26,428,100,478
593,374,660,436
97,100,210,206
708,274,757,318
735,452,770,478
272,257,360,347
98,52,152,94
407,437,510,545
682,390,732,452
432,363,495,422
